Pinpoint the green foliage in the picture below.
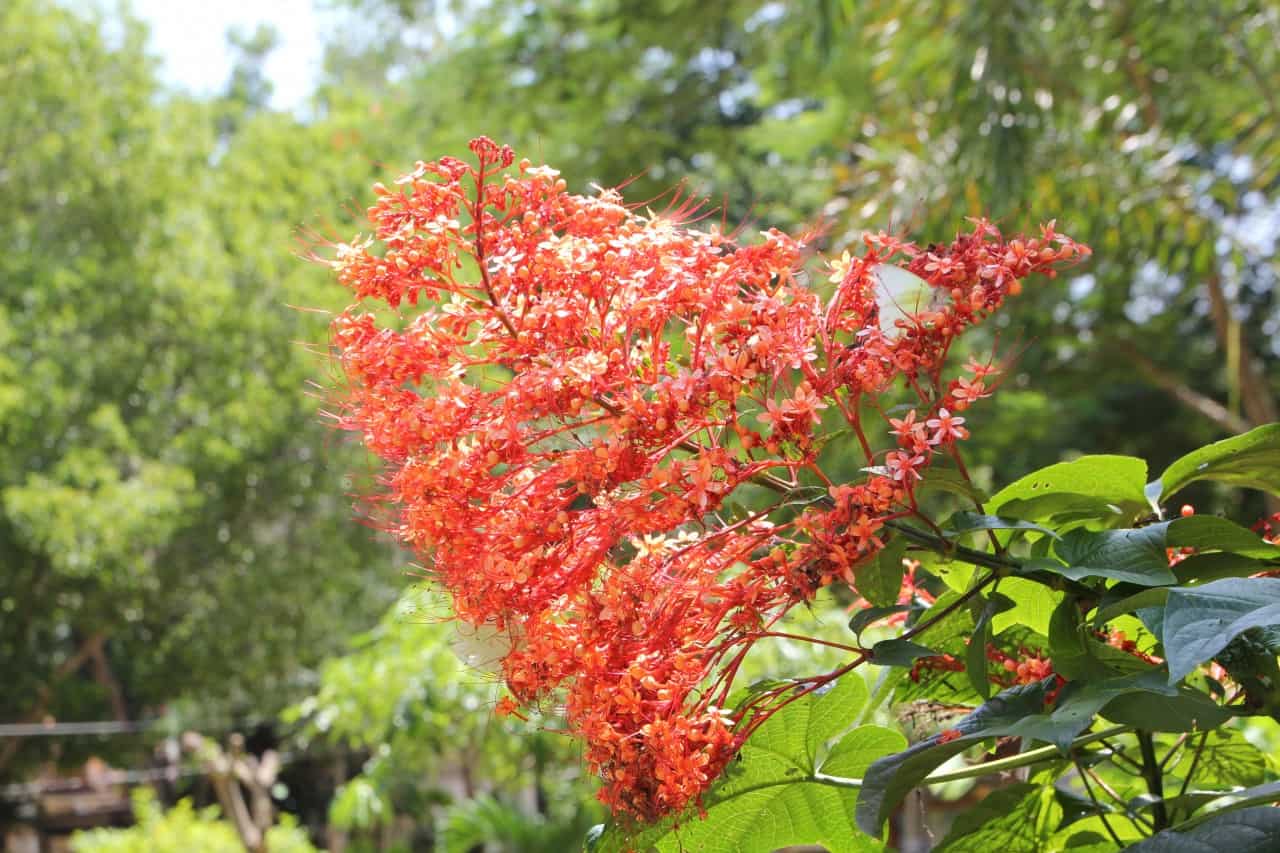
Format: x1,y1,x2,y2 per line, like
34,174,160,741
71,789,316,853
1155,424,1280,503
1049,525,1178,586
595,426,1280,851
0,0,398,769
931,781,1062,853
436,794,601,853
1162,579,1280,684
285,589,604,845
987,455,1150,527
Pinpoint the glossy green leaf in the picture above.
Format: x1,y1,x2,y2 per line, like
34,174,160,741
1155,423,1280,502
848,605,910,641
988,455,1149,524
1051,524,1176,586
1092,588,1170,627
967,593,1015,699
1171,553,1273,585
1100,684,1229,732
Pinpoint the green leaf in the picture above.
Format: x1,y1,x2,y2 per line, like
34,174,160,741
596,674,903,853
1166,516,1280,560
848,605,909,641
991,578,1064,637
858,537,907,607
871,639,939,667
988,455,1149,524
933,783,1062,853
1100,684,1229,732
820,727,910,779
1051,524,1177,586
1049,818,1143,850
1124,806,1280,852
1127,791,1225,819
1162,578,1280,682
1155,423,1280,502
944,512,1060,540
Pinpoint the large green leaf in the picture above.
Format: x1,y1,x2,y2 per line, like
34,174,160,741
1012,671,1225,747
991,578,1063,637
988,455,1149,524
1049,524,1176,586
1123,806,1280,852
1043,517,1278,591
1154,423,1280,502
1162,578,1280,682
597,674,903,853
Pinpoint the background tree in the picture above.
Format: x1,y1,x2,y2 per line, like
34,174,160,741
0,0,398,776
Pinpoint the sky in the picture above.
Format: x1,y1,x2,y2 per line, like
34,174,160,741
127,0,325,109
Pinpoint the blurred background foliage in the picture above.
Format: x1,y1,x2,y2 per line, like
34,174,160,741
0,0,1276,849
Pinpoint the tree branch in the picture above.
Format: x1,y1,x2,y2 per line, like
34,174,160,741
1110,339,1250,434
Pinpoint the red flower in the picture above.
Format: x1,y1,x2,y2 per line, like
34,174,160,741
324,138,1087,820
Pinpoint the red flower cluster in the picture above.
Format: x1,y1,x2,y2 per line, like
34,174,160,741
1252,511,1280,545
908,644,1061,693
325,138,1087,820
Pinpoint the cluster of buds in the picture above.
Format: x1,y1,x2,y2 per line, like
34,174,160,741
325,138,1086,820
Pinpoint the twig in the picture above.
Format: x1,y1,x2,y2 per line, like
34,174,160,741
1137,730,1170,831
1076,754,1125,847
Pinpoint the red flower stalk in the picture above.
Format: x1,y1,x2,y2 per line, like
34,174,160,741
325,137,1088,820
